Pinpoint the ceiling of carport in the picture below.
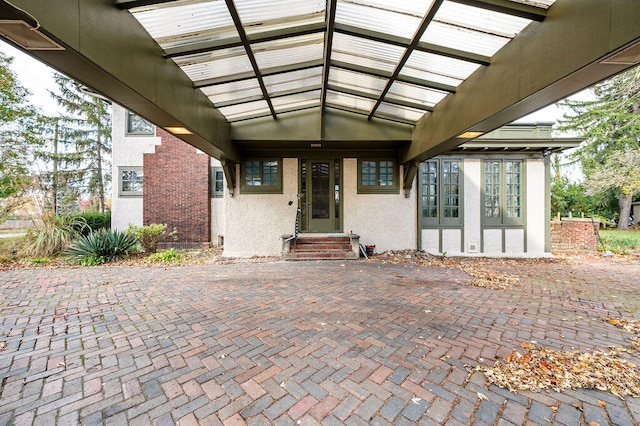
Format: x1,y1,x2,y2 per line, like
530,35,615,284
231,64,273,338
122,0,552,125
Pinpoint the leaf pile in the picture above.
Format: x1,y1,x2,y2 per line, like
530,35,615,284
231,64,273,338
459,265,519,290
482,343,640,397
369,250,520,290
605,317,640,350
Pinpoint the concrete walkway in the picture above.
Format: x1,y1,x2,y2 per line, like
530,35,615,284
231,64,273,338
1,258,639,425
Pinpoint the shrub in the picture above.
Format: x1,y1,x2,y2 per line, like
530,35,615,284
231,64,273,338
25,214,88,256
127,223,175,253
147,248,183,263
74,212,111,236
65,228,138,265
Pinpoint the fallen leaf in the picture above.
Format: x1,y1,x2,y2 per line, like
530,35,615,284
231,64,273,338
477,392,488,401
597,399,607,407
411,396,421,404
520,342,535,349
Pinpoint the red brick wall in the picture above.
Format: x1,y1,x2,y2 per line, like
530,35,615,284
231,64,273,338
143,129,210,247
551,218,600,252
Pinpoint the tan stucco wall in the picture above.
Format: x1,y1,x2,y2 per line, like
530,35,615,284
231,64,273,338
342,159,417,253
222,158,299,257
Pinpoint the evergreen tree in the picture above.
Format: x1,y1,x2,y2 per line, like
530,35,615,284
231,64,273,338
48,73,112,213
0,52,41,222
558,66,640,229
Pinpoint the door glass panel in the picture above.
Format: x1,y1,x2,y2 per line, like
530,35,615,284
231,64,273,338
311,162,330,219
334,160,340,221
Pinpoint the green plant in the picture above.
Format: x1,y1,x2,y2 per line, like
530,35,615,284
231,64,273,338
127,223,176,253
65,228,137,264
147,248,183,263
25,214,88,256
73,212,111,236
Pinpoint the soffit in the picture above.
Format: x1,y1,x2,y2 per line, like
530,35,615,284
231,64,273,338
126,0,554,125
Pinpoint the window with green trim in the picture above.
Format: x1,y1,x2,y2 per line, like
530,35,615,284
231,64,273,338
483,160,523,225
420,159,461,226
357,159,398,194
126,111,154,135
119,167,143,196
211,166,224,198
241,159,282,194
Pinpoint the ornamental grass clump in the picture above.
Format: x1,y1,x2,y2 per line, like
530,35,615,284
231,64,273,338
65,228,137,265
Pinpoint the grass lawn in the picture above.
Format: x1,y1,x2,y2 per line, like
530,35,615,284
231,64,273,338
599,229,640,254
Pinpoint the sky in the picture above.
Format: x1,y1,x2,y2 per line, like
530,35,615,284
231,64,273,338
0,39,593,126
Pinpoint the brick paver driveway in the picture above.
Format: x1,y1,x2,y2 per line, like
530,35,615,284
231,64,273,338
1,257,640,425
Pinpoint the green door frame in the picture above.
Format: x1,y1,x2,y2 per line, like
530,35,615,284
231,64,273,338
300,159,342,233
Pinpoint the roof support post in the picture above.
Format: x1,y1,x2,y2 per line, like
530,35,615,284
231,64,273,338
221,160,237,197
402,160,419,198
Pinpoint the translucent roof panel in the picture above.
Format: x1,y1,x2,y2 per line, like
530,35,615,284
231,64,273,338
131,0,238,50
263,67,323,96
272,90,321,113
328,68,388,97
218,100,271,121
201,79,263,106
235,0,325,35
402,50,481,86
253,33,324,70
332,33,405,73
387,81,448,108
421,1,533,57
326,90,376,114
375,103,426,123
174,47,253,81
436,2,532,38
335,0,431,40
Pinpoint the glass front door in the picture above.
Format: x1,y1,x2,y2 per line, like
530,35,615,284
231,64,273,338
300,159,341,232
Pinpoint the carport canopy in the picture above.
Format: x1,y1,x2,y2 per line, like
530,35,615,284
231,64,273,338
0,0,638,167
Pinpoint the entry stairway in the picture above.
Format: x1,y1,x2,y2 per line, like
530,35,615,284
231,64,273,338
282,234,360,261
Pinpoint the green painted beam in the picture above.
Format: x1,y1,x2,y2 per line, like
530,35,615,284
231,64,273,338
402,0,640,164
0,0,239,162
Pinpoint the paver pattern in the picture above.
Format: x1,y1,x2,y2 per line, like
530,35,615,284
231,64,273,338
1,257,640,425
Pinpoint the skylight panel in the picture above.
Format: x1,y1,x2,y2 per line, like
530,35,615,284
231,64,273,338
175,48,254,82
387,81,448,108
402,50,481,86
253,33,324,70
218,100,272,121
335,0,423,40
326,90,376,114
264,67,323,96
201,79,263,106
328,68,388,97
375,102,426,123
332,33,405,73
131,0,236,45
272,90,321,113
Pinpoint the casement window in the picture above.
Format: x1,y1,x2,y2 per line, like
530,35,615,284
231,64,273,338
241,159,282,194
126,111,154,135
211,166,224,198
421,159,462,226
483,160,524,225
119,167,143,196
357,159,398,194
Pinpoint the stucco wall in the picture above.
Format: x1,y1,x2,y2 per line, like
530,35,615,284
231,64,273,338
525,158,547,255
211,158,225,245
111,105,161,232
343,159,417,252
223,158,299,257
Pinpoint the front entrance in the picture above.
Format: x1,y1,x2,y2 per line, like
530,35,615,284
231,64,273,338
300,159,341,233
